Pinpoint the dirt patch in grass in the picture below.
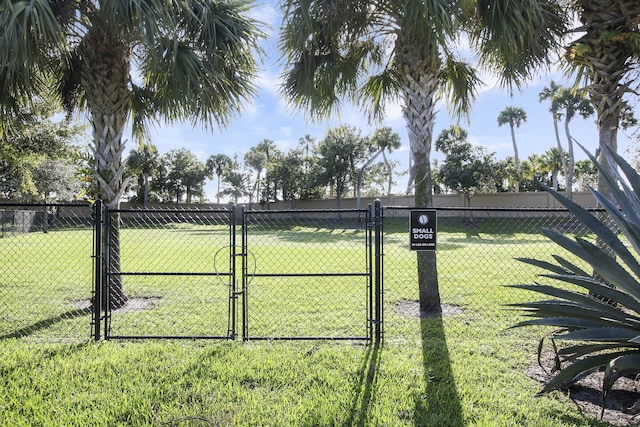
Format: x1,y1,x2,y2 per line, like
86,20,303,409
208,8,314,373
73,296,161,312
394,300,464,318
117,297,161,311
527,354,640,426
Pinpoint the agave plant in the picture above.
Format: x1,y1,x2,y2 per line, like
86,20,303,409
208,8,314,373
509,143,640,415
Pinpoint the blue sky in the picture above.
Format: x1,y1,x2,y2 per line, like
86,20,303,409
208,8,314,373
143,2,637,200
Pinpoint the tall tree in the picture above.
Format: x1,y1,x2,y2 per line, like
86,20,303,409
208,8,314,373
126,144,161,207
0,99,85,201
296,134,324,200
32,159,83,203
244,145,266,205
206,154,232,204
0,0,262,308
516,157,543,192
564,2,640,202
539,147,567,191
220,155,250,203
435,125,497,209
269,148,305,207
357,127,401,209
497,106,527,192
245,139,281,205
552,88,594,200
164,149,208,204
317,126,372,209
279,0,566,313
539,81,568,190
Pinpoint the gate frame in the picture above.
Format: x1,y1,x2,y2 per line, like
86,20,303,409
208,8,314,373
93,202,384,342
98,205,237,340
240,202,382,342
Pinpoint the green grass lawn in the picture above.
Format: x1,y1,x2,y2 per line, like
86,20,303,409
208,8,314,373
0,335,609,426
0,215,611,426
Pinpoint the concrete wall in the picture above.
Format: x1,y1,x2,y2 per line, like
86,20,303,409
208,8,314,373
260,191,598,210
1,191,599,220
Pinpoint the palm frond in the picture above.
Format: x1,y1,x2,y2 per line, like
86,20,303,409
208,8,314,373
467,0,567,89
438,56,482,122
0,0,65,117
136,0,264,129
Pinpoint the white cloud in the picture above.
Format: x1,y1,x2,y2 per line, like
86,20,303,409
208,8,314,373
248,3,280,36
256,69,281,98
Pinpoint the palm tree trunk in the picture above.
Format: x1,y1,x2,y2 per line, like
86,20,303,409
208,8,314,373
553,118,569,194
596,116,619,203
81,28,131,309
143,174,149,208
382,150,393,196
564,117,575,201
510,124,520,192
216,174,222,204
357,148,383,210
401,70,441,315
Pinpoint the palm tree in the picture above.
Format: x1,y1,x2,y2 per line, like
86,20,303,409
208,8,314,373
552,88,594,200
539,147,566,191
372,127,402,196
206,154,232,204
356,127,401,210
297,134,321,200
127,143,161,207
245,139,282,204
497,106,527,192
0,1,263,308
220,155,250,204
565,2,640,202
244,145,267,205
279,1,565,314
539,81,568,191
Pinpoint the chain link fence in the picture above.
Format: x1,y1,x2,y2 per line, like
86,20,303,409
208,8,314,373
382,207,600,339
104,207,237,339
241,208,375,340
1,202,605,343
0,203,94,342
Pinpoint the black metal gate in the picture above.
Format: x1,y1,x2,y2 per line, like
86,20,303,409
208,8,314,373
97,203,237,340
93,201,383,341
240,204,381,341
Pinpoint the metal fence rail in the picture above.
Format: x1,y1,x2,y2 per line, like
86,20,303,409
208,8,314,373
382,206,601,338
103,206,237,340
0,203,94,342
1,202,605,343
240,206,377,341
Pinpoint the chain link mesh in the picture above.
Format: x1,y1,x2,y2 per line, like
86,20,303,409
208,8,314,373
242,209,372,340
382,207,604,339
0,203,94,342
1,203,609,342
105,208,236,339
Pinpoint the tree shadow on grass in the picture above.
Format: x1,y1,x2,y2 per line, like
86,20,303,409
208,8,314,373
0,307,91,340
344,342,381,426
414,315,464,426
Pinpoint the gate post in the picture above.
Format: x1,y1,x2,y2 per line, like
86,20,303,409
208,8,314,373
93,200,103,341
229,205,237,339
374,199,383,342
241,205,248,341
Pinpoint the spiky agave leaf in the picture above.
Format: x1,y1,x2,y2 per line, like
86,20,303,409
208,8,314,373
602,354,640,417
509,144,640,406
539,352,637,395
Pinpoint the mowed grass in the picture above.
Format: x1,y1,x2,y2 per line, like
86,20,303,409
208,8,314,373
0,216,609,426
